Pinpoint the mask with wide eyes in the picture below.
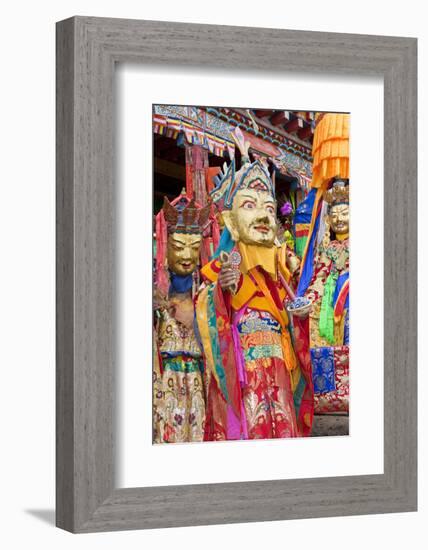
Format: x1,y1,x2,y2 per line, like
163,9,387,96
223,189,278,247
240,199,275,216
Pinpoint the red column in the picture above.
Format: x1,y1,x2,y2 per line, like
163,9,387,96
185,144,209,205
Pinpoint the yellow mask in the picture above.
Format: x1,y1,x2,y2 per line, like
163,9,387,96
222,188,278,247
329,204,349,236
167,232,202,276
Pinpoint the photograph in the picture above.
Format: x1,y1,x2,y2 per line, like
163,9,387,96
152,105,350,443
0,0,422,543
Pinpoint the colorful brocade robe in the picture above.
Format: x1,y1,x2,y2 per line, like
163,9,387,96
305,237,349,414
153,292,205,443
195,242,314,441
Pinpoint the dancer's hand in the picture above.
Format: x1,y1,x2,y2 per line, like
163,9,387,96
218,253,240,293
218,264,239,292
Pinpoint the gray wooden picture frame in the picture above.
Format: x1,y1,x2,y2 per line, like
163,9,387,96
56,16,417,533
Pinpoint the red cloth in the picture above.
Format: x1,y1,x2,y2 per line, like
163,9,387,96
293,317,315,436
155,210,169,296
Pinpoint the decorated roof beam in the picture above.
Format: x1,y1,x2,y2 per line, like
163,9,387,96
270,110,291,126
285,117,304,134
154,106,313,169
284,117,303,134
296,111,316,123
297,124,314,141
154,110,235,159
234,109,313,154
254,109,273,118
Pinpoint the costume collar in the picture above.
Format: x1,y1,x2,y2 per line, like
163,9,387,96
169,271,193,293
336,233,349,241
238,242,278,279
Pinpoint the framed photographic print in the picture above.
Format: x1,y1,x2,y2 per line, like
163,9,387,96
56,16,417,532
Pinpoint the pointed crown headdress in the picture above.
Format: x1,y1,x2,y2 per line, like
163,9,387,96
209,127,275,211
323,179,349,209
162,191,211,234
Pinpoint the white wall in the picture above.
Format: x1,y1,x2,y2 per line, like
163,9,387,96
0,1,425,548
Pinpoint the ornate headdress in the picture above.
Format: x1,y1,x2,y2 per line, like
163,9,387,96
155,190,214,296
210,159,275,211
208,124,275,212
162,192,211,234
323,179,349,209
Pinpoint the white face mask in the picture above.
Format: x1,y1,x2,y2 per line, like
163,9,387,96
224,189,278,247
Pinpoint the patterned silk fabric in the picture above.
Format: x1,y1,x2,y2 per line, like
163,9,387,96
153,293,205,443
313,345,349,414
197,243,314,440
311,347,335,393
153,357,205,443
238,309,299,439
306,238,349,414
307,238,349,349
